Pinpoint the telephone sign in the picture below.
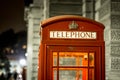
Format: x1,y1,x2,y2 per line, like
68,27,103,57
50,31,97,39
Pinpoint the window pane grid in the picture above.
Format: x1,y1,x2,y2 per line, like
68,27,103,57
52,52,95,80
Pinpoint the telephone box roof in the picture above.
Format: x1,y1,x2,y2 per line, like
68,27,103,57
41,15,105,29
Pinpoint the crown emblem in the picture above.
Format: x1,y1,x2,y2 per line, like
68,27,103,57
69,21,78,30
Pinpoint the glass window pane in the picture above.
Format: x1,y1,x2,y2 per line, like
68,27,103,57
59,68,88,80
53,52,57,66
59,52,88,66
89,53,94,67
59,56,76,66
89,69,94,80
53,68,57,80
59,69,76,80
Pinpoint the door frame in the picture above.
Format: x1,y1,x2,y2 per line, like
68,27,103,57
46,45,102,80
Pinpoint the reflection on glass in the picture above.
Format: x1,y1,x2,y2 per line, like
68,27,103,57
53,52,57,66
89,69,94,80
53,69,57,80
59,57,76,66
59,70,76,80
58,68,88,80
59,52,88,66
89,53,94,67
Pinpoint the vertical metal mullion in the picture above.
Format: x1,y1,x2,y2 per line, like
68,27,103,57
88,52,90,80
57,52,59,80
94,52,96,80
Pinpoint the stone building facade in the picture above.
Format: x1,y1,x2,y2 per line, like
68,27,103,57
24,0,120,80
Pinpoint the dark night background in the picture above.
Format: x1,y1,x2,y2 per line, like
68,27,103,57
0,0,33,33
0,0,32,71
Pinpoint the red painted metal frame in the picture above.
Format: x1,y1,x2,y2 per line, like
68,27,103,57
38,15,105,80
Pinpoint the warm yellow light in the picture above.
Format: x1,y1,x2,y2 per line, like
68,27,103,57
22,45,27,49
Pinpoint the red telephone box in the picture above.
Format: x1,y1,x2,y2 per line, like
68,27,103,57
38,15,105,80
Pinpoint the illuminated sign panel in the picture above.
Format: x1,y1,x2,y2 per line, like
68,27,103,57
50,31,97,39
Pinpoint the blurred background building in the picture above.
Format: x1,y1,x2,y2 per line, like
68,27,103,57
24,0,120,80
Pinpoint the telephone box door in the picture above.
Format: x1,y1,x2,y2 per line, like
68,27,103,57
46,46,101,80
